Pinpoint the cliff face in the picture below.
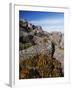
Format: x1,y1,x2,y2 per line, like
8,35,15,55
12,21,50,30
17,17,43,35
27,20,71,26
19,19,64,79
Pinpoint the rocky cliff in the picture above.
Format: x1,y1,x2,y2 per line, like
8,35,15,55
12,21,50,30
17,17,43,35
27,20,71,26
19,19,64,79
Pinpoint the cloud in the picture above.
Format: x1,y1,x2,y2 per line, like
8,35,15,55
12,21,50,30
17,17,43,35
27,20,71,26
29,18,64,33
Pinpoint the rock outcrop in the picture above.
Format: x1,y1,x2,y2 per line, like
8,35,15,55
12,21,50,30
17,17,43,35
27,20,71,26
19,19,64,79
54,46,64,73
49,32,64,48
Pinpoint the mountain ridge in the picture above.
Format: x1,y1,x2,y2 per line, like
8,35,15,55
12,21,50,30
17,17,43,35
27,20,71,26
19,19,64,79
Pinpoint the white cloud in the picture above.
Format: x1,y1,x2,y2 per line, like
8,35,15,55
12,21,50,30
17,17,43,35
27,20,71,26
29,18,64,33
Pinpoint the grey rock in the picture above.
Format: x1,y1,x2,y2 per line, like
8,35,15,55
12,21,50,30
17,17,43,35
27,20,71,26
49,32,63,47
33,36,49,45
19,28,28,37
54,46,64,73
20,19,28,28
60,35,64,49
28,23,33,29
19,41,52,63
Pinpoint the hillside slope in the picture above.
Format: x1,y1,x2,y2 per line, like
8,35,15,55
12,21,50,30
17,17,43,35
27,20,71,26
19,19,64,79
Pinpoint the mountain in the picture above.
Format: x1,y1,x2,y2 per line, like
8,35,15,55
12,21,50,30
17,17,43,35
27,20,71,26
19,19,64,79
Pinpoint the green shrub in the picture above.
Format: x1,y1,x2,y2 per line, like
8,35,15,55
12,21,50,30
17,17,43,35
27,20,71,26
27,28,32,32
19,42,32,50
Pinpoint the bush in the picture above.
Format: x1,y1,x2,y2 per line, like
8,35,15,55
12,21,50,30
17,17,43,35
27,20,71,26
27,28,32,32
19,42,32,50
43,37,48,43
19,52,64,79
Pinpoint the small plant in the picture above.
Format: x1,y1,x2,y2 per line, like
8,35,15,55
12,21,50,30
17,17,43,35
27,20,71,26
43,37,48,43
27,28,32,32
19,42,32,50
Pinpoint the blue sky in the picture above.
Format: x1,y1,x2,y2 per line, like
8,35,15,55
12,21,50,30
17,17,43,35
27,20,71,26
19,10,64,33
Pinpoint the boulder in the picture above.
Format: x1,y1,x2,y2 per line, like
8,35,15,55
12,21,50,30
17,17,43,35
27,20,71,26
28,23,33,29
20,19,28,28
60,35,64,49
49,32,63,48
19,42,52,63
33,36,50,45
54,46,64,73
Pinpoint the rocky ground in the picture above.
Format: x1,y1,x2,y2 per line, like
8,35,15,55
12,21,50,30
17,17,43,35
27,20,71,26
19,19,64,79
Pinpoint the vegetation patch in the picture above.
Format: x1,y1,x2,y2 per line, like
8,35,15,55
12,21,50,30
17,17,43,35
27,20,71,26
19,42,33,50
19,53,64,79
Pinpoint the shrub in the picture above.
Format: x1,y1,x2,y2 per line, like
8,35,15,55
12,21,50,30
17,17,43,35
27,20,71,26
19,42,32,50
27,28,32,32
43,37,48,43
19,52,64,79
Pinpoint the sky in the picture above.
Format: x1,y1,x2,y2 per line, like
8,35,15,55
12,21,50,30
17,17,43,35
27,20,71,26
19,10,64,33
